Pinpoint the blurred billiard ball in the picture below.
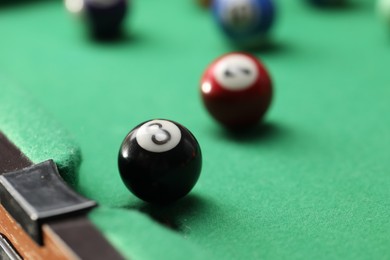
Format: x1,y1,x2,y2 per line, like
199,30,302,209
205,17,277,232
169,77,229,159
65,0,128,39
118,119,202,204
200,52,273,129
377,0,390,25
212,0,276,48
197,0,212,8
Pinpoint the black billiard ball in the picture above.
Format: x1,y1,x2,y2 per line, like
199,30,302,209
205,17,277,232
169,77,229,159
65,0,128,38
118,119,202,204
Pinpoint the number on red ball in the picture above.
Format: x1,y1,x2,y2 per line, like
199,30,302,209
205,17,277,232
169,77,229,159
200,52,273,129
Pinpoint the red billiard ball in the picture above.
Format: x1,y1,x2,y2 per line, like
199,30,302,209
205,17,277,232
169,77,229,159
200,52,273,129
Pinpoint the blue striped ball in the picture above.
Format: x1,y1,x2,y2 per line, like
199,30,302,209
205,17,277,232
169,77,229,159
212,0,275,47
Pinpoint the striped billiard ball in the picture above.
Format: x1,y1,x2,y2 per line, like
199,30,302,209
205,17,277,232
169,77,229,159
212,0,276,48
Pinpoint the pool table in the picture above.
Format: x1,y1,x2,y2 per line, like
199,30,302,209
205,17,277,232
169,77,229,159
1,0,390,259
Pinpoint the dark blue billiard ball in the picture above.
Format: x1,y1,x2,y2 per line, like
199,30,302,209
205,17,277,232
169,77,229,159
212,0,276,48
65,0,128,39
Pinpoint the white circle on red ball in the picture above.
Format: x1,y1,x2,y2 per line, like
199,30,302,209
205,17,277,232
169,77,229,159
213,54,259,91
135,120,182,153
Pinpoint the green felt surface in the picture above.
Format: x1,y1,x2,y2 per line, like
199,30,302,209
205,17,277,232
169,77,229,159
0,77,81,185
1,0,390,259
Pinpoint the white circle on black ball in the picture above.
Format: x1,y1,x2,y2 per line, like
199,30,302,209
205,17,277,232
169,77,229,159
222,0,258,30
214,54,259,91
136,120,182,153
